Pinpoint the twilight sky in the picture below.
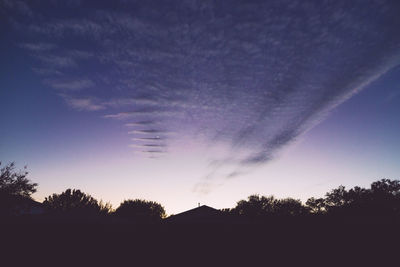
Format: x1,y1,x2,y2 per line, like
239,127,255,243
1,0,400,214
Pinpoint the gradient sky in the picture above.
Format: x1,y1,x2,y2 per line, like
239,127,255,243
1,0,400,214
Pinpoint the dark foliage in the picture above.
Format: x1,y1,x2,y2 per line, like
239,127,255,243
0,162,37,197
274,197,308,216
305,197,325,214
231,194,307,219
232,195,277,219
114,199,166,222
43,189,112,216
2,158,399,225
0,162,38,215
230,179,400,221
306,179,400,218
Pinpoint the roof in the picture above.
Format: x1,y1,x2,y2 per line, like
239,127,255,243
166,205,223,223
14,198,45,215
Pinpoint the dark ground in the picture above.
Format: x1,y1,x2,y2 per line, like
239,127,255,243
1,216,399,266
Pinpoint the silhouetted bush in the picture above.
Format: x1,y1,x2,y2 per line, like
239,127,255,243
0,162,38,216
43,189,112,217
114,199,166,222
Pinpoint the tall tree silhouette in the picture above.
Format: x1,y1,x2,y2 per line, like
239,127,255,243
0,162,38,215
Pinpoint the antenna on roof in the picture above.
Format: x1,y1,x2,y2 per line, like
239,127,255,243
198,202,200,207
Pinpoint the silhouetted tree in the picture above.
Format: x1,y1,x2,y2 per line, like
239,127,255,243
0,162,38,215
305,197,326,214
274,198,307,216
325,185,349,209
114,199,166,222
232,195,308,219
232,195,277,219
370,179,400,195
0,162,37,197
307,179,400,218
43,189,111,216
220,208,233,214
367,179,400,216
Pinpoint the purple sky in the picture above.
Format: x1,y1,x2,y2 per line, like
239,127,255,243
1,0,400,214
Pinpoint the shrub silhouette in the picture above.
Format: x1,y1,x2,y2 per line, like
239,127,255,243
114,199,166,222
43,189,111,217
0,162,38,216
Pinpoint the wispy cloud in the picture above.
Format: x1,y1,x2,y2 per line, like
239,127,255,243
385,89,400,103
103,108,181,120
128,129,166,135
28,19,105,39
66,50,94,59
125,121,155,127
45,79,95,90
132,137,163,141
9,0,400,169
36,55,76,68
193,181,222,195
129,143,165,148
1,0,33,17
19,43,56,51
32,68,63,76
60,95,105,111
103,112,134,120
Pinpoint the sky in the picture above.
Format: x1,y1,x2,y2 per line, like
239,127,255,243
1,0,400,214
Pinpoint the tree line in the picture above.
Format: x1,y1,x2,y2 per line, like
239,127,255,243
2,161,400,222
224,178,400,220
0,162,166,221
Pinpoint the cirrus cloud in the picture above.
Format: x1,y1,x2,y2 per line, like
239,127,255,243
5,0,400,183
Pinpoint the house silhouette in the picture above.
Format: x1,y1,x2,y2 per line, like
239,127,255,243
15,198,45,216
166,205,224,223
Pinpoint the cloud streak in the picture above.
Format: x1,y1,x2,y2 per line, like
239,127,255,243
45,79,95,90
8,0,400,176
